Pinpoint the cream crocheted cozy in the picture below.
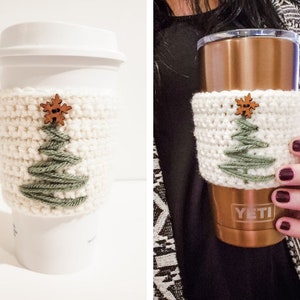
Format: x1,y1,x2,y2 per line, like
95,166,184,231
192,90,300,189
0,87,118,216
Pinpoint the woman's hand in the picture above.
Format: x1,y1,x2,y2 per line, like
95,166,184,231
272,138,300,238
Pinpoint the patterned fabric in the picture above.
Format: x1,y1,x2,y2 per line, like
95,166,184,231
272,0,300,34
153,143,184,300
286,237,300,279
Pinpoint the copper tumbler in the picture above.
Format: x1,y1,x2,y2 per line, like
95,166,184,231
197,29,299,247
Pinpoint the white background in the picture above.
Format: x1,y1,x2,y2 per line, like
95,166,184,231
0,0,147,299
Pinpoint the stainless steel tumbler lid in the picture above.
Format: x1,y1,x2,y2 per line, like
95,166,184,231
197,28,299,50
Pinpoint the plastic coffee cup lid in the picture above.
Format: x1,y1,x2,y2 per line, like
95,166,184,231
197,28,300,50
0,21,125,62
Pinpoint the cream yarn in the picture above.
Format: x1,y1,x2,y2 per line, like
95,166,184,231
0,87,117,216
192,90,300,189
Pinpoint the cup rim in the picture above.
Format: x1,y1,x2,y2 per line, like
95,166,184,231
197,28,299,50
0,21,126,62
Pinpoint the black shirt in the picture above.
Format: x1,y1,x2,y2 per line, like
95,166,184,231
154,13,300,300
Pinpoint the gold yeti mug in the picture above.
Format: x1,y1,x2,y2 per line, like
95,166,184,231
196,29,300,247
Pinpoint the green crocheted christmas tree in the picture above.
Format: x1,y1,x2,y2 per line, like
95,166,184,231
219,93,275,183
20,94,88,208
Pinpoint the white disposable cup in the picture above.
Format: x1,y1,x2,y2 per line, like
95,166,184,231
0,21,125,273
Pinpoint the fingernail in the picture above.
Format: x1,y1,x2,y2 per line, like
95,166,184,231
292,140,300,152
280,221,290,231
276,191,290,203
279,168,294,181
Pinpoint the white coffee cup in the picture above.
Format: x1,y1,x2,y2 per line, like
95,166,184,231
0,21,125,273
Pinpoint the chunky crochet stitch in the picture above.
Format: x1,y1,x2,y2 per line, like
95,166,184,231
0,87,117,216
192,90,300,189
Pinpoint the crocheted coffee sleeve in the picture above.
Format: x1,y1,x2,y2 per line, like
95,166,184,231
192,90,300,189
0,87,117,216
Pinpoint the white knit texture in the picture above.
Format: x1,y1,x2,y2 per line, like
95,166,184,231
0,87,118,216
192,90,300,189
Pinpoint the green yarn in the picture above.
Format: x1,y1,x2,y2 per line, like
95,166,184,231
219,116,275,183
20,124,88,208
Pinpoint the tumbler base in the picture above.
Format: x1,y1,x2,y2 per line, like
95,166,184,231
215,223,284,248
